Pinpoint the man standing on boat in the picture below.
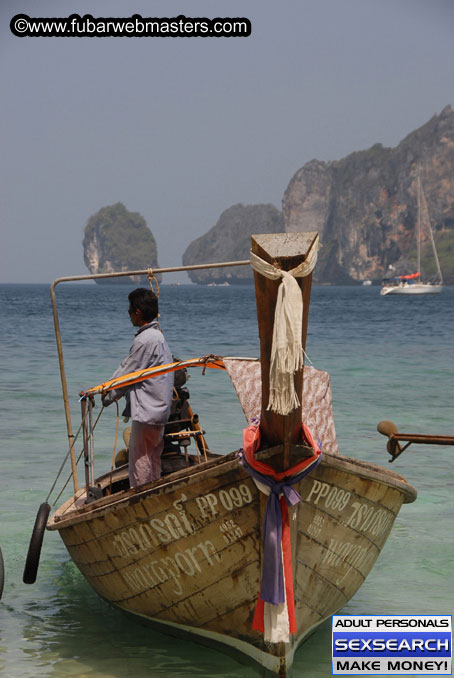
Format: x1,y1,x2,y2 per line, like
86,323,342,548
102,288,174,488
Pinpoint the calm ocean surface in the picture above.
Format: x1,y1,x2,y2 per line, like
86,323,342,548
0,282,453,678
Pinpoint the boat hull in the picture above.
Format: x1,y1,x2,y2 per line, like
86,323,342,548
48,451,416,676
380,283,442,295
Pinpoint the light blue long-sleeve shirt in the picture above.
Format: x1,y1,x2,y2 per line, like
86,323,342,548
103,320,174,426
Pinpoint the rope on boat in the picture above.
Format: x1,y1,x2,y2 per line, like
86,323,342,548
108,401,120,495
147,268,160,298
249,235,319,415
48,404,105,506
147,268,161,329
200,354,224,375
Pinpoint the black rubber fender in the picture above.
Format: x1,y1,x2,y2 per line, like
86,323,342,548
23,502,51,584
0,544,4,599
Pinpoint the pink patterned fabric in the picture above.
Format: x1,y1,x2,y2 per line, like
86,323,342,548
223,359,338,455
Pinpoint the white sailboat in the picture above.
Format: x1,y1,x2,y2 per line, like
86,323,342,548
380,176,443,296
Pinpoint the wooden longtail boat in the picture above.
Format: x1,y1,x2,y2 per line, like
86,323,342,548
25,233,417,677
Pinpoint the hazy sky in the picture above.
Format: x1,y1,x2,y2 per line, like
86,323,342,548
1,0,453,283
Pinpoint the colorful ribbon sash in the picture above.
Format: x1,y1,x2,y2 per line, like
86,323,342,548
239,423,322,641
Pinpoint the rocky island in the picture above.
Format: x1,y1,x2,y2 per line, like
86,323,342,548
182,203,284,284
283,105,454,284
184,106,454,284
83,108,453,286
83,203,159,284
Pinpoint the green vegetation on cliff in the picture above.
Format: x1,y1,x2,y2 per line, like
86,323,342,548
407,231,454,280
83,203,159,283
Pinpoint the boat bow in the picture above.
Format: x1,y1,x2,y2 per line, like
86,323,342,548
32,235,418,677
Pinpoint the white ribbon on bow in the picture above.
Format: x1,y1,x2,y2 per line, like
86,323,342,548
250,235,319,415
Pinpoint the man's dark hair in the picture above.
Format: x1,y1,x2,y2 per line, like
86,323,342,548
128,288,159,322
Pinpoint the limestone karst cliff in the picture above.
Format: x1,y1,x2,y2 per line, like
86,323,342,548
283,105,454,284
83,203,159,284
182,203,284,283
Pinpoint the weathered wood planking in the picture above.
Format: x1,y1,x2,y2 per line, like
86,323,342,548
49,448,416,673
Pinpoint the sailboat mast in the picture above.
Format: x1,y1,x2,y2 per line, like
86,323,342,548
421,183,444,284
417,175,421,276
381,174,442,294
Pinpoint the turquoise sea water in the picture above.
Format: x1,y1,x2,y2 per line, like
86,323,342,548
0,282,453,678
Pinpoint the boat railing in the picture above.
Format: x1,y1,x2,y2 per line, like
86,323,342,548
77,369,219,503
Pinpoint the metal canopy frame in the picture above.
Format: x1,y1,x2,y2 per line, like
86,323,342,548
49,259,250,492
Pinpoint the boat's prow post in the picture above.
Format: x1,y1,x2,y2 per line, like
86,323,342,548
251,232,319,468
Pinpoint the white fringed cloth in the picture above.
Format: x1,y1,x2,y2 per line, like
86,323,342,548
249,235,319,415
